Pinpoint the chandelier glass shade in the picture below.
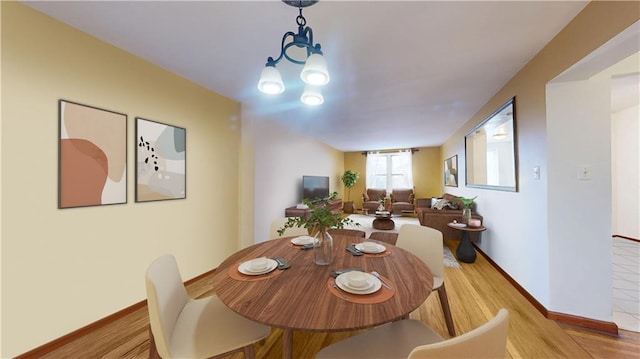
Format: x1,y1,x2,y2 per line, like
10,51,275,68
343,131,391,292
300,85,324,106
300,52,329,86
258,0,329,105
257,65,285,95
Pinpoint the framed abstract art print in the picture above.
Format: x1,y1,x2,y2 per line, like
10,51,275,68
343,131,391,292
135,118,186,202
444,155,458,187
59,100,127,208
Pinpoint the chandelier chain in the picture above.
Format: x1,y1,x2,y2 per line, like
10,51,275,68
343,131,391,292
297,8,306,27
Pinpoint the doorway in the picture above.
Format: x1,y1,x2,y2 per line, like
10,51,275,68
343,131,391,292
546,21,639,332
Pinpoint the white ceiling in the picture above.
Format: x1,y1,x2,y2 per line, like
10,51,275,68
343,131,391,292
24,0,589,152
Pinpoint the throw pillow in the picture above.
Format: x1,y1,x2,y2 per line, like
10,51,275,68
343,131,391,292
433,198,450,210
431,197,443,208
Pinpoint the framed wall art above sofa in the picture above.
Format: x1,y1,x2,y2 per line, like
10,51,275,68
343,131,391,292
444,155,458,187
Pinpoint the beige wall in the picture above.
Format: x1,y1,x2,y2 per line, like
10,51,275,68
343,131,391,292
343,152,366,207
412,147,443,198
1,3,242,356
546,48,639,318
343,147,441,209
439,1,639,319
3,1,638,355
240,108,345,247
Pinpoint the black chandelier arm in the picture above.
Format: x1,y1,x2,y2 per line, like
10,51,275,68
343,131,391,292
283,42,308,65
268,27,322,66
312,43,323,55
301,25,314,56
262,1,324,67
265,30,297,66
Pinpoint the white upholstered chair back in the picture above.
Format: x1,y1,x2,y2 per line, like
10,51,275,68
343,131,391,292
316,309,509,359
397,224,455,336
408,309,509,358
397,224,444,279
145,254,189,358
145,254,270,359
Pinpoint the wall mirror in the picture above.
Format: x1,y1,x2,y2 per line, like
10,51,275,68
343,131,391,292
465,97,518,191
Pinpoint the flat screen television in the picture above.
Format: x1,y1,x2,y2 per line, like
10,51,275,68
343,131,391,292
302,175,330,201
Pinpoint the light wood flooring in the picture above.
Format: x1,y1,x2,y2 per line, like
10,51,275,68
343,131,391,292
36,240,639,359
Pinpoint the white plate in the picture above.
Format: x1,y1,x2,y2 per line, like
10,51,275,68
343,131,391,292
291,236,316,245
355,242,386,254
336,272,382,294
449,222,467,228
238,258,278,275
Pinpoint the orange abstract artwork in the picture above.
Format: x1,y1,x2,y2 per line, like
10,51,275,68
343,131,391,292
59,100,127,208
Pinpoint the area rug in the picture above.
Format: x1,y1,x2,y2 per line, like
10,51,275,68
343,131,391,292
346,214,461,268
345,214,417,236
443,246,462,268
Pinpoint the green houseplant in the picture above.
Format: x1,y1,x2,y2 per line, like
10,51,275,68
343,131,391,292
278,192,358,265
457,196,477,224
341,170,359,214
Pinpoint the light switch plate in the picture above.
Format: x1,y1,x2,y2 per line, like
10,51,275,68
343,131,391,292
577,165,592,180
533,166,540,180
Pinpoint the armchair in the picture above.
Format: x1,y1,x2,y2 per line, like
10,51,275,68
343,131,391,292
391,188,415,214
362,188,386,213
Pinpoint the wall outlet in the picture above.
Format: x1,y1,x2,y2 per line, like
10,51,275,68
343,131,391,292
577,165,593,180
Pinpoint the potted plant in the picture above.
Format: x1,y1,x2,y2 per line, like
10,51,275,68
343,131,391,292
341,170,359,214
278,192,358,265
457,196,477,224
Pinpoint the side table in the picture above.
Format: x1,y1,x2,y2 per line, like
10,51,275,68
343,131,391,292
446,223,486,263
373,217,395,230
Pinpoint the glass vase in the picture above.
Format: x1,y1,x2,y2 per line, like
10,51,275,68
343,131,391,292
462,208,472,224
313,230,334,265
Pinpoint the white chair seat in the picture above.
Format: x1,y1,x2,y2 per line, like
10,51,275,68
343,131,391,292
146,254,270,359
317,319,443,359
170,295,270,357
317,309,509,359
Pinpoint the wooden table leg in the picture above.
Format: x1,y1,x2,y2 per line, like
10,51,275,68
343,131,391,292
282,329,293,359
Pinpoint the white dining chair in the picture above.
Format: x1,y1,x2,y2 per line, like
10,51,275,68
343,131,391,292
145,254,270,359
397,224,455,336
316,309,509,359
269,217,309,239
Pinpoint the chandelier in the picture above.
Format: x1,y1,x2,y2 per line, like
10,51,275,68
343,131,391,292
257,0,329,106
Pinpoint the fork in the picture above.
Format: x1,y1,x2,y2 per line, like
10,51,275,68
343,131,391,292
371,271,393,290
332,281,348,300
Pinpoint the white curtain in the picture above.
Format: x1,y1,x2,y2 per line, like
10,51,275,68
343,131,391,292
365,152,383,188
395,150,414,189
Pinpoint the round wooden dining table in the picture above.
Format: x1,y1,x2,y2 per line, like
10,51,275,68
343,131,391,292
212,234,433,359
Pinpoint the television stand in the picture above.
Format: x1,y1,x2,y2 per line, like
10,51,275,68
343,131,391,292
285,199,343,218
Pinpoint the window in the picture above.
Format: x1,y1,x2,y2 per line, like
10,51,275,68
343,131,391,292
365,151,413,192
